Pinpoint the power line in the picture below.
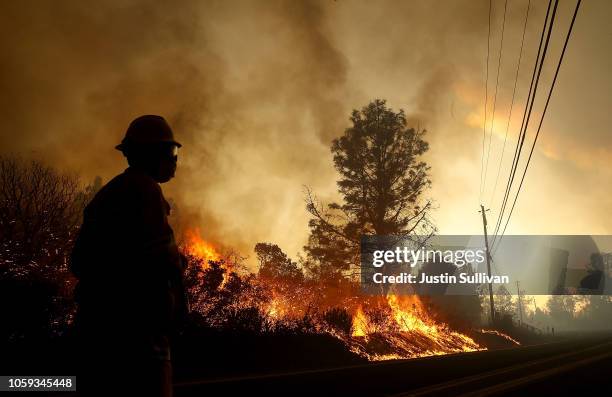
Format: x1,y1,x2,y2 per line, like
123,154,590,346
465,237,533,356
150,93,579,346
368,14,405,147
494,0,560,242
482,0,509,208
496,0,582,247
479,0,493,204
489,0,532,206
492,0,554,242
491,0,555,244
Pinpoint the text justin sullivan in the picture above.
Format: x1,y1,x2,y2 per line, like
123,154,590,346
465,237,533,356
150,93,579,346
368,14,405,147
372,272,509,284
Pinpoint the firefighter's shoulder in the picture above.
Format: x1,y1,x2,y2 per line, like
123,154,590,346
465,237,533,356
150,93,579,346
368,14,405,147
119,167,163,197
89,168,163,212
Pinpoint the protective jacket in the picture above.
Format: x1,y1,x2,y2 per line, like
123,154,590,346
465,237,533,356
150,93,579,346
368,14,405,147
71,167,186,360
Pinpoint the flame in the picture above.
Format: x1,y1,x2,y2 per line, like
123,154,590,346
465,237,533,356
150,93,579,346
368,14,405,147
479,329,521,345
387,295,438,334
179,235,486,361
346,295,483,360
183,228,220,265
182,228,235,287
265,293,287,320
266,299,282,319
351,306,371,338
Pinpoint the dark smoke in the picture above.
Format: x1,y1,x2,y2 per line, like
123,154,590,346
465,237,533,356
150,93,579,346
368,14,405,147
6,0,602,266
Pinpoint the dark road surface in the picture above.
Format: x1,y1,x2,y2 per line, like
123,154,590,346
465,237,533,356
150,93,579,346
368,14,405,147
175,334,612,396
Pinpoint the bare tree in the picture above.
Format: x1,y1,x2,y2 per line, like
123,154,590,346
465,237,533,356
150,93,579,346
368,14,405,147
0,156,97,339
0,156,87,280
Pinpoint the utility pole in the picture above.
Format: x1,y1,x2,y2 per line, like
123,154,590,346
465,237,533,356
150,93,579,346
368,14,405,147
480,205,496,325
516,280,523,325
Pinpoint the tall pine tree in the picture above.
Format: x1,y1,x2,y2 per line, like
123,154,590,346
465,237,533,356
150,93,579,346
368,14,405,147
304,99,434,281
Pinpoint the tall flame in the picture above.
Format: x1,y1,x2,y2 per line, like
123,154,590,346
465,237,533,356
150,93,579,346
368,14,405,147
351,306,371,338
387,295,439,334
183,228,220,266
347,295,483,360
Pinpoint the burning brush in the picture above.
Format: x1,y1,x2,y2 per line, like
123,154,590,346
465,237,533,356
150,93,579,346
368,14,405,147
180,229,488,361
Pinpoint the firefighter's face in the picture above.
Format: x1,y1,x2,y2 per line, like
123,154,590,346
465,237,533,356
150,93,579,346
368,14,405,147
127,143,178,183
153,144,178,183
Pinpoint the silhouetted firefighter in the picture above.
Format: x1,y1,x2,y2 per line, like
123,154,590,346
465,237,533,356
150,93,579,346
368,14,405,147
71,115,187,397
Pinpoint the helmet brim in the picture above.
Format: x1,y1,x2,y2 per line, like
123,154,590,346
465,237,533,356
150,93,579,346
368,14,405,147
115,140,182,152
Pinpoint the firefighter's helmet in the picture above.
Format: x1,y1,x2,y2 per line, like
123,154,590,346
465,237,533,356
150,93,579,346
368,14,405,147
115,115,181,152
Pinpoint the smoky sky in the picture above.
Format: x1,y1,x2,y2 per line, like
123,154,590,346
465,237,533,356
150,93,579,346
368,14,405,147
1,0,610,267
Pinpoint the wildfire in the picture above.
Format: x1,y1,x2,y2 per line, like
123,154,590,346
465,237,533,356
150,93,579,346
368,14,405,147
346,295,483,360
387,295,439,335
183,228,221,266
179,231,486,362
266,299,282,319
182,228,236,288
351,306,371,338
265,293,289,320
